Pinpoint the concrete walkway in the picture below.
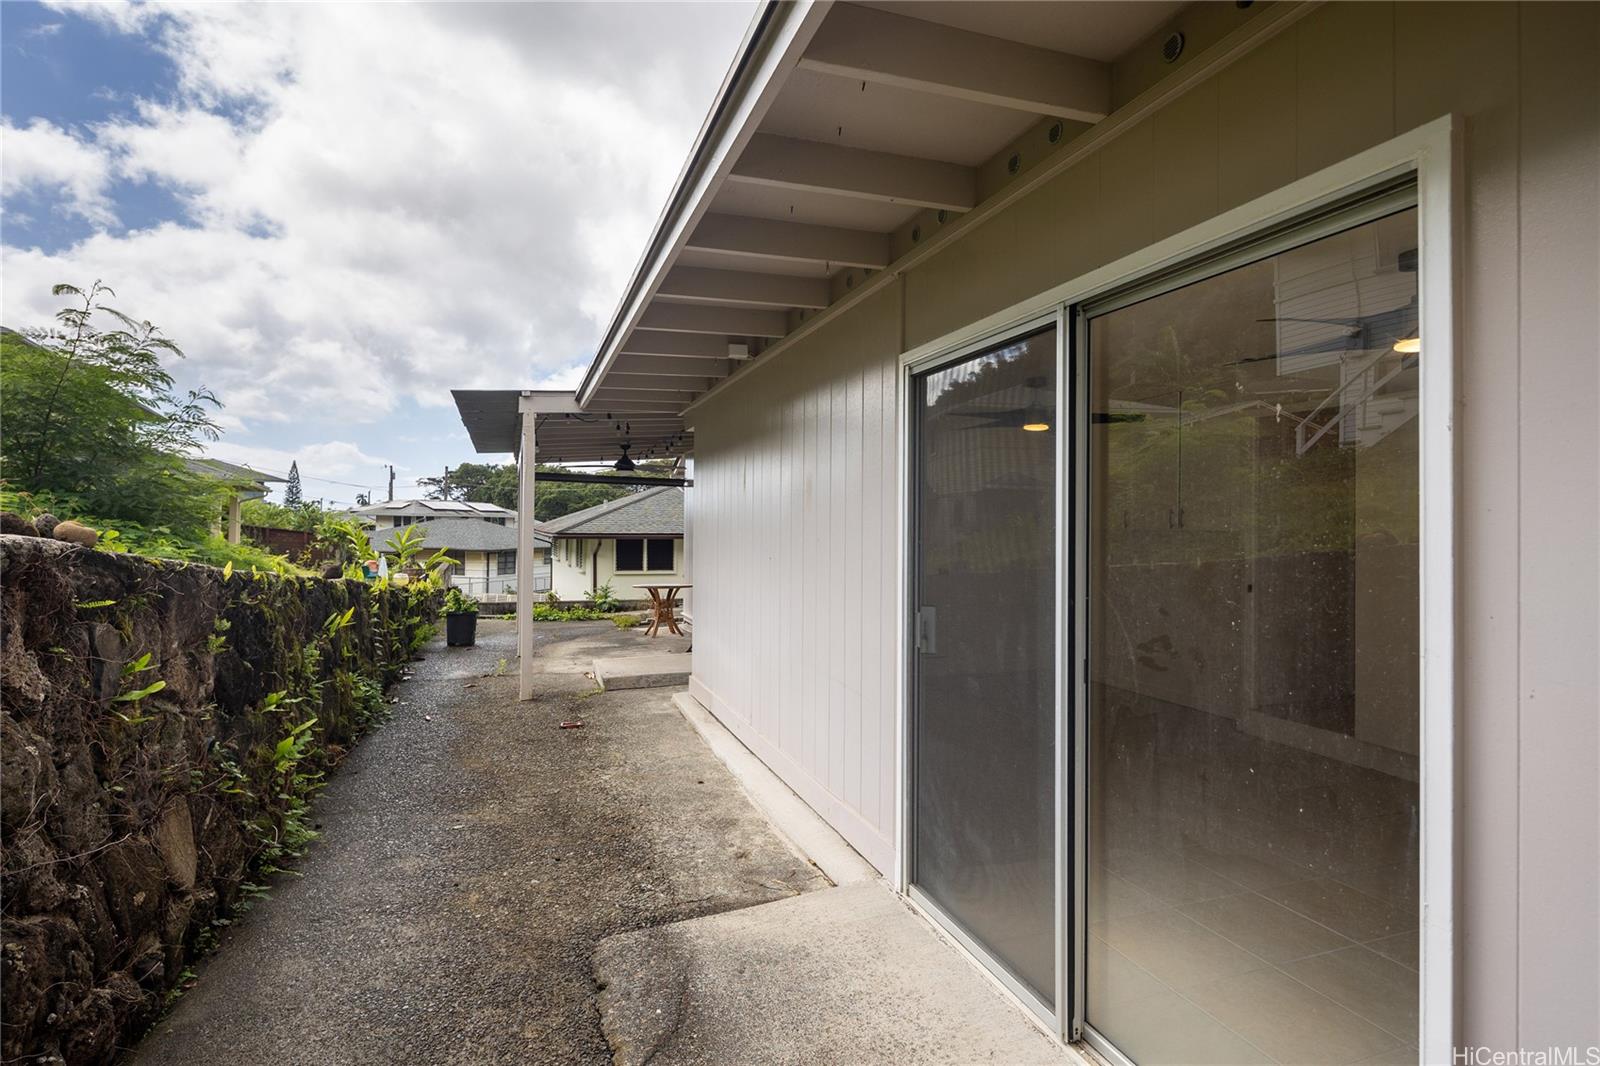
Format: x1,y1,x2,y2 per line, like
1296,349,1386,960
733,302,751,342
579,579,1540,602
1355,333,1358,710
127,620,826,1065
594,881,1074,1065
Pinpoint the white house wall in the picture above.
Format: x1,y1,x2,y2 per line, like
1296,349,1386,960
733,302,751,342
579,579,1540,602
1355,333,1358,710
692,284,902,873
550,537,686,603
686,2,1599,1050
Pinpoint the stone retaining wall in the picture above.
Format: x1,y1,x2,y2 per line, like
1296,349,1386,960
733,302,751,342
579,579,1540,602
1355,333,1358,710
0,536,438,1064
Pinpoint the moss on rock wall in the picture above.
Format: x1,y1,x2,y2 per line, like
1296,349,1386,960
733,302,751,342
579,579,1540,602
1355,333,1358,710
0,535,439,1065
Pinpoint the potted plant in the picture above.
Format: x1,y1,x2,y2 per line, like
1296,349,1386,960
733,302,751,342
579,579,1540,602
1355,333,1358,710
443,587,479,647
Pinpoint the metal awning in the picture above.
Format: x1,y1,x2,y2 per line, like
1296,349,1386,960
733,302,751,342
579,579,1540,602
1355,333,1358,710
452,389,693,465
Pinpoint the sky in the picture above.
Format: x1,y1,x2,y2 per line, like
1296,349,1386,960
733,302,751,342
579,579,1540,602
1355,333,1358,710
1,0,755,506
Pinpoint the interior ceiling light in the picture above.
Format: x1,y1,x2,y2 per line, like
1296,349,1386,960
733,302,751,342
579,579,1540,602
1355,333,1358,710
1022,422,1051,432
1393,337,1421,353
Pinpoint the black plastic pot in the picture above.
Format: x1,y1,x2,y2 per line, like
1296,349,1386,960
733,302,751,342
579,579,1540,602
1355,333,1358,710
445,611,478,647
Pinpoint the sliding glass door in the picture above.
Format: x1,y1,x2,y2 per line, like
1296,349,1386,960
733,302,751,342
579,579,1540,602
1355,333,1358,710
901,194,1425,1063
1083,207,1422,1065
910,324,1058,1012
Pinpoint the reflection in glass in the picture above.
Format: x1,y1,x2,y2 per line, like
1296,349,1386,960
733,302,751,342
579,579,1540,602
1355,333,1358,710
913,327,1056,1004
1086,210,1421,1064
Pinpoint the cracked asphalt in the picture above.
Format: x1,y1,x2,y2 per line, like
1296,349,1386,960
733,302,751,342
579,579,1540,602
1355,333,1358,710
124,619,828,1066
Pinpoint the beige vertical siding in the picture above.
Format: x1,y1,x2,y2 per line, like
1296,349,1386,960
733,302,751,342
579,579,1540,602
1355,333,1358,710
687,2,1599,1047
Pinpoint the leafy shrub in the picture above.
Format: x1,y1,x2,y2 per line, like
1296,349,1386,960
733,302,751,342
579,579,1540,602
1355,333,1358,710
0,283,226,539
1,486,305,575
611,614,641,630
589,582,620,612
443,586,479,615
530,603,610,622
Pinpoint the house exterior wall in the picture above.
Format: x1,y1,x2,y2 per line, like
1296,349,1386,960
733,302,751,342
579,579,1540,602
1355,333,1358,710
686,1,1599,1050
432,548,549,597
550,536,684,602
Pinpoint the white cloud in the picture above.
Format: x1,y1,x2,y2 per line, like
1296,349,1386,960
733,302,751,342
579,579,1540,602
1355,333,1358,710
206,438,393,484
5,2,755,437
531,362,588,392
0,117,115,224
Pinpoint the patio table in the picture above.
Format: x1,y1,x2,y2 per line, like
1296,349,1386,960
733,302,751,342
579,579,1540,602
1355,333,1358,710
633,583,692,638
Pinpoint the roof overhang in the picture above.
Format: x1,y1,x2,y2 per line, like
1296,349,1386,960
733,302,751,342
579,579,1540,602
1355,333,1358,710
462,1,1295,461
571,0,1202,425
452,388,693,465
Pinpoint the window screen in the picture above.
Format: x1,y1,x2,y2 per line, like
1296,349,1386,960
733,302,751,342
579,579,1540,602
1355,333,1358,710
615,538,644,571
646,538,674,571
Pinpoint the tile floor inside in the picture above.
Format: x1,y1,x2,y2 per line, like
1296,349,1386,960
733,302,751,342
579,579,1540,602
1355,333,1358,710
1086,687,1419,1065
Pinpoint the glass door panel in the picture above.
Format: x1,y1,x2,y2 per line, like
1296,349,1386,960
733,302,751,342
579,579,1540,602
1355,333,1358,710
911,325,1057,1006
1084,209,1421,1064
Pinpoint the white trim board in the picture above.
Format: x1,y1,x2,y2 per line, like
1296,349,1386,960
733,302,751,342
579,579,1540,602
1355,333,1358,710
891,115,1459,1062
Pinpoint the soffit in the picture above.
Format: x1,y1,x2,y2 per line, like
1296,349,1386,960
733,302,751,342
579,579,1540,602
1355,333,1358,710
566,0,1203,450
856,1,1186,62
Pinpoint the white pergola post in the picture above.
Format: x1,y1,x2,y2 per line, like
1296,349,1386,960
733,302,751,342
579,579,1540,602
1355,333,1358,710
516,407,538,701
513,390,581,702
226,495,242,545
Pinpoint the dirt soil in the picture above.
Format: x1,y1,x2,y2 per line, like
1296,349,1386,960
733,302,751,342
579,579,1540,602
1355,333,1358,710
123,619,828,1065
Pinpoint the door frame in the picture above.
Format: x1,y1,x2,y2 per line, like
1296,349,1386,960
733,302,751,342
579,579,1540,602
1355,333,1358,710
894,115,1459,1060
899,309,1068,1030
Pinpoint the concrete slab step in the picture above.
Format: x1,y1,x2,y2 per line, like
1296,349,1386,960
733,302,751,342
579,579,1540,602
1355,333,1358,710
593,654,691,691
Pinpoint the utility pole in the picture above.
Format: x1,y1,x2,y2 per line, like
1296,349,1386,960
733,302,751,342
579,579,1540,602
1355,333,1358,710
387,464,395,502
442,466,451,499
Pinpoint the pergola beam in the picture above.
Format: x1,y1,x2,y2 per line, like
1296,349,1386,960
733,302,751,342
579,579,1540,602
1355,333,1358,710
799,3,1110,123
686,213,889,269
639,302,789,338
729,133,976,212
539,439,689,452
582,399,693,413
620,329,736,359
657,266,830,309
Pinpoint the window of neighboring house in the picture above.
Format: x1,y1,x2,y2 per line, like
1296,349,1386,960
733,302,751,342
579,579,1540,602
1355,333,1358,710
616,538,674,572
497,550,516,575
446,555,464,576
577,539,586,572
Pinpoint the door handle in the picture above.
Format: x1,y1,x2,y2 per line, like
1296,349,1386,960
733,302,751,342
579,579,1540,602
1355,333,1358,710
915,606,938,655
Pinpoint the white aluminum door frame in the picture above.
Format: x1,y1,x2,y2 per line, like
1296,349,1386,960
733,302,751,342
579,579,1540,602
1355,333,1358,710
899,311,1067,1034
893,117,1458,1061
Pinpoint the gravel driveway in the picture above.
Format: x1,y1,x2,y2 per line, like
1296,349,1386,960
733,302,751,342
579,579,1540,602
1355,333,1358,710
125,619,828,1065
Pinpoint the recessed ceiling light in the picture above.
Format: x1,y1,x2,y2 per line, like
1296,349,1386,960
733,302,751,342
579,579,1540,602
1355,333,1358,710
1394,337,1421,353
1022,422,1050,432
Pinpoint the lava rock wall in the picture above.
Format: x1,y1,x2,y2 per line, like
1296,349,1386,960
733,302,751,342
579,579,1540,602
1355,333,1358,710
0,536,438,1064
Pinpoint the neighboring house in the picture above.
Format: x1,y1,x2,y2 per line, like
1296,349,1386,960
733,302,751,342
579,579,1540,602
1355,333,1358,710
187,458,284,544
351,498,516,530
454,3,1600,1062
538,486,683,602
378,517,550,597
